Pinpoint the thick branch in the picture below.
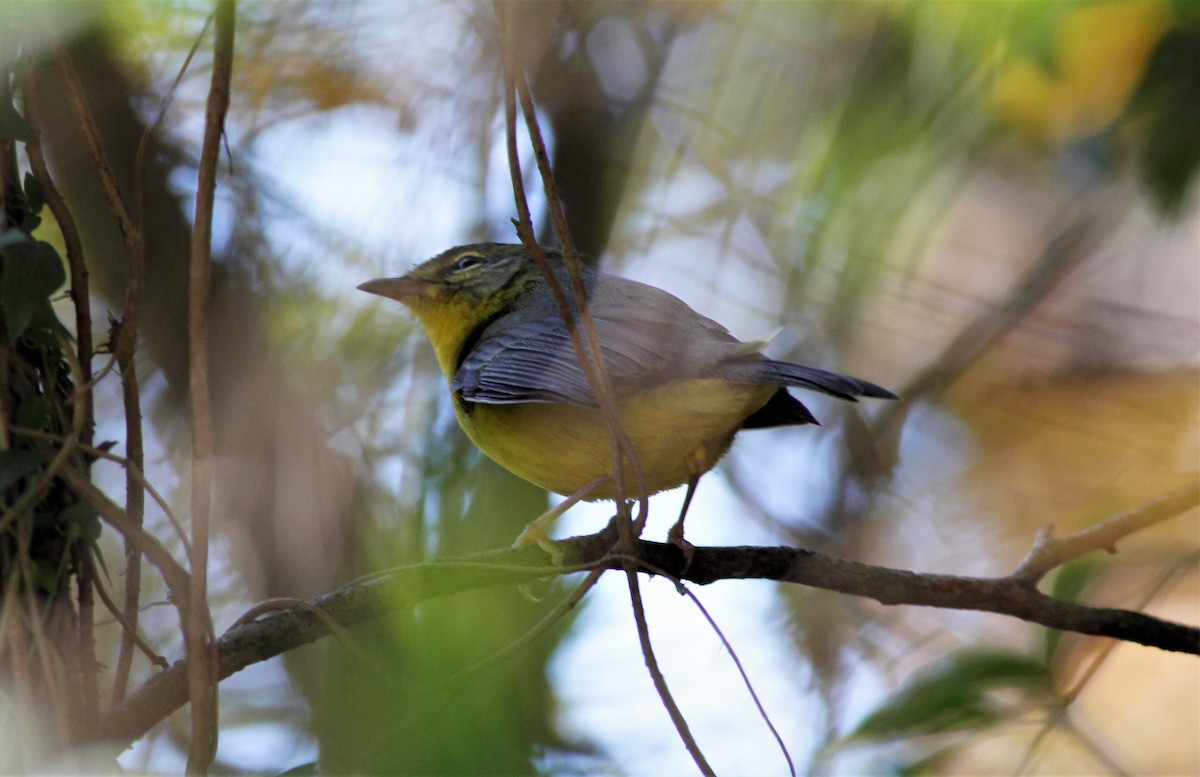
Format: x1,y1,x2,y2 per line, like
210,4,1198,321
95,528,1197,747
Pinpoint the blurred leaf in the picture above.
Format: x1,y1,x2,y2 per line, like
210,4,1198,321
850,651,1050,741
14,395,49,429
1003,3,1069,71
891,742,959,777
22,172,44,216
29,558,60,595
0,99,35,143
58,502,101,542
1171,0,1200,19
0,238,66,340
0,449,40,492
1048,557,1096,604
987,0,1169,144
1044,558,1098,662
1127,23,1200,215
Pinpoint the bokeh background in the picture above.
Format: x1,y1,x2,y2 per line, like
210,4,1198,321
3,0,1198,773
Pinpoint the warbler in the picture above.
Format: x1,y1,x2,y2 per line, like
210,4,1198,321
358,243,895,552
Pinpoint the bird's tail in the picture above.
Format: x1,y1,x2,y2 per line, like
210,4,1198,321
751,359,898,401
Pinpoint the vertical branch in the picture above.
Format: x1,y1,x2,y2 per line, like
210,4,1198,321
111,11,210,707
493,9,701,773
21,71,93,446
23,60,110,724
185,1,236,771
494,3,648,535
625,569,715,776
110,333,144,704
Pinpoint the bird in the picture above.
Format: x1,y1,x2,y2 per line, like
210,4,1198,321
358,243,896,557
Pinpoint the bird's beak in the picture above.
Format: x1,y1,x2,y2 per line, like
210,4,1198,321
356,276,425,303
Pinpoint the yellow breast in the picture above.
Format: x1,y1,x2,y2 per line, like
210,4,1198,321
455,379,776,500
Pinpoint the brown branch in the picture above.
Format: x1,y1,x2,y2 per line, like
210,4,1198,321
93,523,1197,749
184,2,235,772
21,68,93,446
89,561,170,671
625,566,715,775
592,540,1198,654
57,465,190,601
495,3,648,530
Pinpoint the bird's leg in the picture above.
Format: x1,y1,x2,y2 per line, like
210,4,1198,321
514,475,610,564
667,445,709,566
667,475,699,555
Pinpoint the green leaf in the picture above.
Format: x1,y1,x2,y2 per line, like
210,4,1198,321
0,100,35,143
29,558,61,595
23,172,44,217
1002,2,1073,73
59,502,102,541
1,238,66,340
14,394,49,429
1127,26,1200,216
891,742,959,777
0,449,40,492
1044,558,1097,661
849,651,1050,741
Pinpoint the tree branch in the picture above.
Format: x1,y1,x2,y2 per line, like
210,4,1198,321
1013,482,1200,583
95,521,1198,747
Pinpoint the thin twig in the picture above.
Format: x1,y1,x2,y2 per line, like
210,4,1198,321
113,332,146,705
513,70,650,529
494,4,648,540
6,425,191,551
184,2,236,771
106,0,208,708
90,562,170,670
74,544,99,735
57,465,191,601
609,552,796,776
676,578,795,776
445,568,604,685
625,567,715,775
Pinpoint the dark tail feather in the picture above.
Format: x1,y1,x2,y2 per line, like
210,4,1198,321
741,388,818,428
753,359,898,401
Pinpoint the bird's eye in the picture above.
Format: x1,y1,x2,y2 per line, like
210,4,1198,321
454,253,483,271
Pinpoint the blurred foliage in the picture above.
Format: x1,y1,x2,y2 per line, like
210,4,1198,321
849,650,1053,740
843,561,1096,772
0,77,96,770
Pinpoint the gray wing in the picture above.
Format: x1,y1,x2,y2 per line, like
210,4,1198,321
453,292,741,406
452,275,897,406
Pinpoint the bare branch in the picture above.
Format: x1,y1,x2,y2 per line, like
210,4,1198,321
94,522,1197,748
1013,482,1200,583
626,566,715,775
184,1,236,771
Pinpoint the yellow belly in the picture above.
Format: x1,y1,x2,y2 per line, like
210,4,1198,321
455,379,775,500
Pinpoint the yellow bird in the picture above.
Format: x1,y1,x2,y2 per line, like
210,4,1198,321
359,243,895,553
